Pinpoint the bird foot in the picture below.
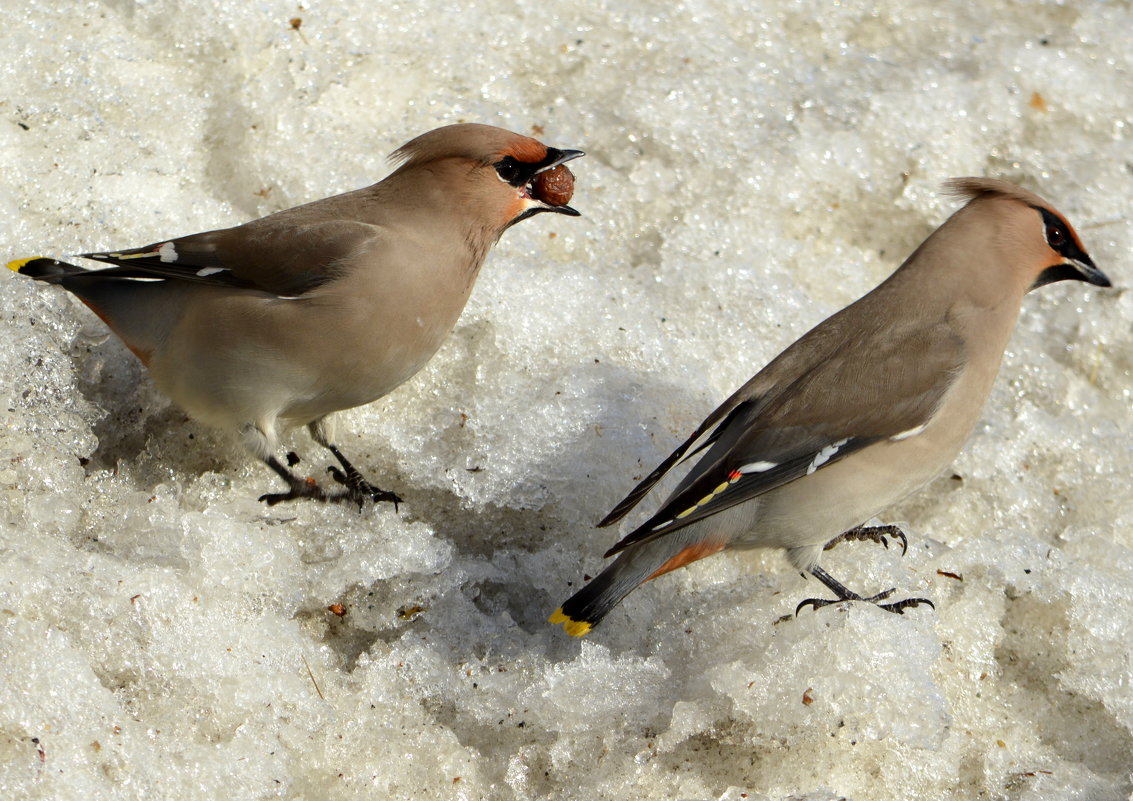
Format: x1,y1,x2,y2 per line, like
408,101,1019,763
327,465,403,511
258,472,402,510
795,589,934,615
259,475,329,506
796,565,933,616
824,524,908,556
258,451,402,510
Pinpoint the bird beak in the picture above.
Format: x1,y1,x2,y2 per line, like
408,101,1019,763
1072,254,1113,288
532,148,585,217
538,148,586,173
504,148,585,230
1031,254,1112,291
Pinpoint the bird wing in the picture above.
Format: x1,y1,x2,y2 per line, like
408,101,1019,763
604,314,965,557
79,213,382,298
596,391,759,528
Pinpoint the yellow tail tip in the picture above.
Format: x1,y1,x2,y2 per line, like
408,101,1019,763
549,608,592,637
6,257,40,273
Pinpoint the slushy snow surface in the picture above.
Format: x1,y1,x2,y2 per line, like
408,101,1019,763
2,2,1133,799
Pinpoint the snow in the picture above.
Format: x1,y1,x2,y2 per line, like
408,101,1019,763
2,1,1132,799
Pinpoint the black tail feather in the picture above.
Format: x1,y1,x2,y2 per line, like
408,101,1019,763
8,257,81,283
550,555,646,637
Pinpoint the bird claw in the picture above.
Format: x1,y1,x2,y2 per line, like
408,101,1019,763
258,470,402,511
795,596,834,615
824,525,908,556
259,479,402,511
347,482,403,511
878,596,934,615
259,476,326,506
326,465,402,511
796,588,934,616
260,448,401,510
797,566,933,617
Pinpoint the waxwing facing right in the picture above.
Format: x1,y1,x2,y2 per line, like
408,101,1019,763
551,178,1110,637
8,124,584,507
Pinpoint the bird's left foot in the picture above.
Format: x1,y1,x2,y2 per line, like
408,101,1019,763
795,565,934,616
259,475,331,506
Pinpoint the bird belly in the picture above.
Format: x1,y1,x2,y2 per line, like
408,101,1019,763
277,302,459,424
144,284,465,450
729,351,998,569
730,434,960,569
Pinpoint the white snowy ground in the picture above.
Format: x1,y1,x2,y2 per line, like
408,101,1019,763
2,1,1132,799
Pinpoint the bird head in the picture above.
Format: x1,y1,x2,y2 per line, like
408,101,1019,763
945,177,1111,292
389,123,584,235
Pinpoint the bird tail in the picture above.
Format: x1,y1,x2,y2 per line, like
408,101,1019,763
7,257,80,283
7,256,177,366
550,527,724,636
549,555,647,637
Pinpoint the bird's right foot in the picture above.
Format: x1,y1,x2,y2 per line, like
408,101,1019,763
824,524,908,556
327,465,403,511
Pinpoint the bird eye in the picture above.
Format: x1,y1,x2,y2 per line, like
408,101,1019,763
495,157,521,185
1045,223,1067,249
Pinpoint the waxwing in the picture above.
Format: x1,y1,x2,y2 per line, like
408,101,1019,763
10,123,584,506
552,178,1110,636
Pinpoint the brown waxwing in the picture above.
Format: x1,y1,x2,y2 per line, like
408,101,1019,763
551,178,1110,637
9,123,584,506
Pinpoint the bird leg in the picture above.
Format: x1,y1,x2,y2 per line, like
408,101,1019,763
322,443,403,511
795,564,934,616
257,449,402,509
275,418,405,510
823,524,908,556
251,416,403,509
